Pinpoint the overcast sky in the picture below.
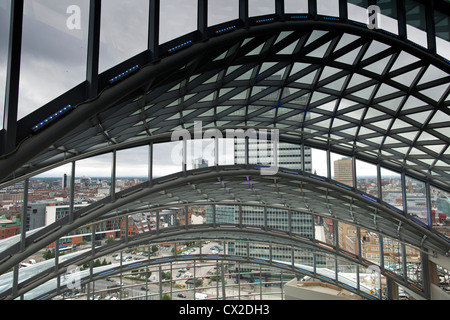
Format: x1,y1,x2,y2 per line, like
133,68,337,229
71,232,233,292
0,1,447,179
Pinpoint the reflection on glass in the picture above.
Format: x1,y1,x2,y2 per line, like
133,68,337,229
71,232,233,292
405,176,428,226
315,251,335,279
19,0,89,119
337,256,358,288
405,243,421,286
431,187,450,238
338,221,358,255
360,227,380,266
315,217,334,246
359,264,384,298
382,236,403,277
381,167,403,210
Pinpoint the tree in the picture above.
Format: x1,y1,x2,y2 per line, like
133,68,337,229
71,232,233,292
42,250,55,260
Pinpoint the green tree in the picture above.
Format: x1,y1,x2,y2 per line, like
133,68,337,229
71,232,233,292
42,250,55,260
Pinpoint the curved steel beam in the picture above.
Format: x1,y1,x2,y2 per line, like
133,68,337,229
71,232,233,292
1,166,448,277
1,20,448,184
3,228,415,301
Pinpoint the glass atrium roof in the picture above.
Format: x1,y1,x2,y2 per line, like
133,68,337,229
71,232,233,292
3,25,449,192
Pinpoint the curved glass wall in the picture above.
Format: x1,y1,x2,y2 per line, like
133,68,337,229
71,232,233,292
1,0,449,301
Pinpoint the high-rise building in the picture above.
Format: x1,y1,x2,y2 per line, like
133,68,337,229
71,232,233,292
334,158,353,187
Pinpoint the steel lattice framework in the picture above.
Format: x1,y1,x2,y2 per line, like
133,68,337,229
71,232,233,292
0,0,449,300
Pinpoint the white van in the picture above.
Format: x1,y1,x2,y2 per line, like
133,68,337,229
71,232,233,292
195,293,208,300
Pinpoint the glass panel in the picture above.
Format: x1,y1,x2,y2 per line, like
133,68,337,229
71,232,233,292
291,211,313,239
249,0,275,17
19,0,89,119
315,251,336,280
240,205,265,228
99,0,149,72
315,218,335,247
338,221,358,255
284,0,308,13
187,139,216,170
378,0,399,35
381,167,403,211
116,146,149,191
405,176,428,226
0,0,11,130
207,0,239,27
405,0,427,48
317,0,339,17
360,228,381,266
434,9,450,59
337,256,358,290
218,138,235,165
431,186,450,239
348,1,368,25
152,141,182,178
75,153,112,204
382,236,403,277
310,148,328,178
405,243,421,287
356,160,378,198
359,264,383,298
29,164,73,231
159,0,197,44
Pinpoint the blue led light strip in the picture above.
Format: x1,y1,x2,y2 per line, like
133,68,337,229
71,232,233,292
168,40,193,54
109,65,139,84
255,18,274,23
215,25,236,35
323,16,340,21
32,104,73,132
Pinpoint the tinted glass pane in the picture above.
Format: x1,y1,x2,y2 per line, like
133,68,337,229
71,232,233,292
208,0,239,27
160,0,197,44
19,0,89,119
99,0,149,72
249,0,274,17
